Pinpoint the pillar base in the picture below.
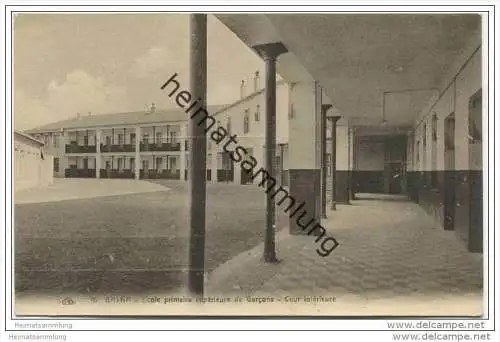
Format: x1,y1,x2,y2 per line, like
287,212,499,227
288,169,321,235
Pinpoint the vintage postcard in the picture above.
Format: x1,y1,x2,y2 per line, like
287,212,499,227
10,11,486,320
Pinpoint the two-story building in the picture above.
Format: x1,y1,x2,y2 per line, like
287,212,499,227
24,74,290,185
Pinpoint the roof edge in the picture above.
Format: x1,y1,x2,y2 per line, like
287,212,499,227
14,130,44,146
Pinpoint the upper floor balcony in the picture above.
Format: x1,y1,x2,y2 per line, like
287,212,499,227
100,143,135,153
65,142,96,154
140,139,181,152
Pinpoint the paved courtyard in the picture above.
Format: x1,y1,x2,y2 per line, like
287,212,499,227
14,179,288,293
205,193,484,316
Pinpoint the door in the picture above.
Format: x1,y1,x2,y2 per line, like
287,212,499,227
130,158,135,172
443,113,455,231
387,162,403,194
105,160,111,178
240,148,253,185
169,157,177,171
142,160,149,179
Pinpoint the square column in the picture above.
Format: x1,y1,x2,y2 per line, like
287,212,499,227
233,158,242,185
210,145,218,183
334,123,351,204
288,80,322,234
135,126,141,180
95,129,101,179
321,104,332,218
60,132,70,178
180,124,187,181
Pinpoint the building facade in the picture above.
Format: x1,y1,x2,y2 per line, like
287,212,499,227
24,77,290,185
13,131,54,192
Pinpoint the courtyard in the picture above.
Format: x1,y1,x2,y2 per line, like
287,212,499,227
14,179,288,293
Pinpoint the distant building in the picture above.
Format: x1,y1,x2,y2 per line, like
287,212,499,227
13,130,54,192
24,75,290,185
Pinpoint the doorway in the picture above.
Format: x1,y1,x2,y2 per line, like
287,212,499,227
385,161,403,194
443,113,455,231
142,160,149,179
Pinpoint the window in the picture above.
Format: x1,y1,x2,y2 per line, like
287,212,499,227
444,114,455,151
142,134,149,144
130,158,135,170
117,134,124,145
53,158,59,172
156,132,163,144
156,157,162,171
416,140,420,164
422,123,427,149
254,105,260,122
52,134,59,148
243,113,250,134
432,113,438,142
142,160,149,170
422,123,427,174
431,114,438,189
130,133,136,145
170,131,177,143
117,158,123,171
468,90,482,143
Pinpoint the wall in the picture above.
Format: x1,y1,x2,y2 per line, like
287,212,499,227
211,82,289,184
14,134,54,192
407,40,482,252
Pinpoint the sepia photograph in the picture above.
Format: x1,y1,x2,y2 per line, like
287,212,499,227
6,7,491,326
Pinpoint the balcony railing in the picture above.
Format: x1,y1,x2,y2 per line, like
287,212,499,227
64,168,96,178
65,144,97,154
100,144,135,153
140,169,181,180
100,169,135,179
140,142,181,152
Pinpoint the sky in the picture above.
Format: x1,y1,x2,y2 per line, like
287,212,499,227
13,13,265,130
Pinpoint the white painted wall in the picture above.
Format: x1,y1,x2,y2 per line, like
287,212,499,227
14,134,53,192
288,81,321,169
411,36,481,171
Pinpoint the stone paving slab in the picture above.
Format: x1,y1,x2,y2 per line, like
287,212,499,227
14,178,169,204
